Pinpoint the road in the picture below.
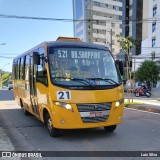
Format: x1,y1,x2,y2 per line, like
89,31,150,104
0,90,160,160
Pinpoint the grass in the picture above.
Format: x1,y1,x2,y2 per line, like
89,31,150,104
124,101,142,107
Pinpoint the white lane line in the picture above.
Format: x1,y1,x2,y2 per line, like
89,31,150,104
125,108,160,115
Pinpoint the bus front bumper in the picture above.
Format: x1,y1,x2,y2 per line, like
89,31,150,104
50,103,124,129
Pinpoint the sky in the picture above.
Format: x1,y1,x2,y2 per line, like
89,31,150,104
0,0,73,72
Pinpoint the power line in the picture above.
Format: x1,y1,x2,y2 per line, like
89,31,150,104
0,56,14,59
1,14,160,24
0,53,18,55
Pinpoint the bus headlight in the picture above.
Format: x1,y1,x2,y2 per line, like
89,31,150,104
115,101,120,107
54,101,73,111
115,99,124,107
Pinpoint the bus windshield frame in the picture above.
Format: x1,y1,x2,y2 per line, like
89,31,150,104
48,47,122,89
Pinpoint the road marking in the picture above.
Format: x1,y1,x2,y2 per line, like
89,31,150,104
125,108,160,115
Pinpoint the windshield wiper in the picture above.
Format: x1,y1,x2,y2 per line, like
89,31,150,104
54,77,94,87
87,78,119,86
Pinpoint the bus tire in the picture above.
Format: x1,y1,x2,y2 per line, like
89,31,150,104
104,125,117,132
20,99,30,116
45,113,61,137
24,108,30,116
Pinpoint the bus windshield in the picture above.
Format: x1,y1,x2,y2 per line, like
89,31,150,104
48,47,122,87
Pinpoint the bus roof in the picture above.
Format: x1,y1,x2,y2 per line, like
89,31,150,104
14,39,109,59
48,41,109,51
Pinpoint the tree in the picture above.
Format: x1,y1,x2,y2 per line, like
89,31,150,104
136,60,160,90
2,73,11,86
116,35,139,102
116,34,138,81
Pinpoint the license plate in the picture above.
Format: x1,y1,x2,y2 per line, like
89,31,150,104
90,112,103,117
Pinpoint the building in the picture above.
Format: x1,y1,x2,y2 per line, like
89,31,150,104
73,0,123,56
134,0,160,68
141,0,160,60
122,0,143,56
135,0,160,87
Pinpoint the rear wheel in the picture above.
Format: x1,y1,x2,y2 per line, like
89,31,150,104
45,113,61,137
20,99,30,116
23,108,30,116
104,125,117,132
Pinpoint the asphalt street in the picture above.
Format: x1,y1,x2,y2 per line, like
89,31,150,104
0,90,160,160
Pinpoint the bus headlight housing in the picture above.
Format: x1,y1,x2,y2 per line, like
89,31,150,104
115,99,124,107
54,101,73,111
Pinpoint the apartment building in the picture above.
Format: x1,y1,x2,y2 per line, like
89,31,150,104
141,0,160,60
73,0,122,56
135,0,160,87
122,0,143,56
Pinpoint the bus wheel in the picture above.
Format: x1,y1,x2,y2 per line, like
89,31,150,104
20,99,30,116
104,125,117,132
45,114,61,137
23,108,30,116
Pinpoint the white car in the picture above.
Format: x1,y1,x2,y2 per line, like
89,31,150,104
8,81,13,90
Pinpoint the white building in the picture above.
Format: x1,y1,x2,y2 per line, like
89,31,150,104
73,0,122,56
135,0,160,87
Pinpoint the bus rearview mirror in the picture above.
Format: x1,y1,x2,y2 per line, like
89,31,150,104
33,52,40,65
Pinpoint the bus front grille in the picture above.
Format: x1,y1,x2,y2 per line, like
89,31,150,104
77,103,112,112
82,115,109,123
77,103,112,123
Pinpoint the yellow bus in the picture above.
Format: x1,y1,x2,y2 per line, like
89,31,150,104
12,37,124,137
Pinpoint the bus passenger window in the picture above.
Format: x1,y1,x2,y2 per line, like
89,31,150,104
19,57,25,80
25,55,30,81
36,55,48,86
17,59,21,80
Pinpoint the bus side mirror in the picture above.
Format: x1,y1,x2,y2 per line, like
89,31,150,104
115,60,124,76
33,52,40,65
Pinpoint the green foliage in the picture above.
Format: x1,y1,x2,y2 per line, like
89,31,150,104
135,60,160,83
116,34,139,55
125,101,141,107
116,34,139,81
2,73,11,86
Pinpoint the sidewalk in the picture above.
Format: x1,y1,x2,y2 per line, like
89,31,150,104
151,87,160,100
125,87,160,113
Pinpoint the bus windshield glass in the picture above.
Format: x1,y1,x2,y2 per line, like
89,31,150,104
48,47,122,87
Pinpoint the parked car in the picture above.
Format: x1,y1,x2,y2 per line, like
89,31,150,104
3,86,8,90
8,81,13,90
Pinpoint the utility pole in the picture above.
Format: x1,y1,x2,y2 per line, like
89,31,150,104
106,27,113,53
110,28,112,53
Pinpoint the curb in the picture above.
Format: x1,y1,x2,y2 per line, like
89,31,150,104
125,104,160,114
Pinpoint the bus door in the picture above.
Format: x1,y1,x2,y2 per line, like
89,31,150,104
29,56,40,117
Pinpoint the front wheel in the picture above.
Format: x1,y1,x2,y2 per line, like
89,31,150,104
146,92,151,98
104,125,117,132
45,114,61,137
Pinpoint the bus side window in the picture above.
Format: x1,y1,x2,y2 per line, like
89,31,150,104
12,59,17,80
36,52,48,86
20,57,25,80
24,55,30,81
18,59,21,80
